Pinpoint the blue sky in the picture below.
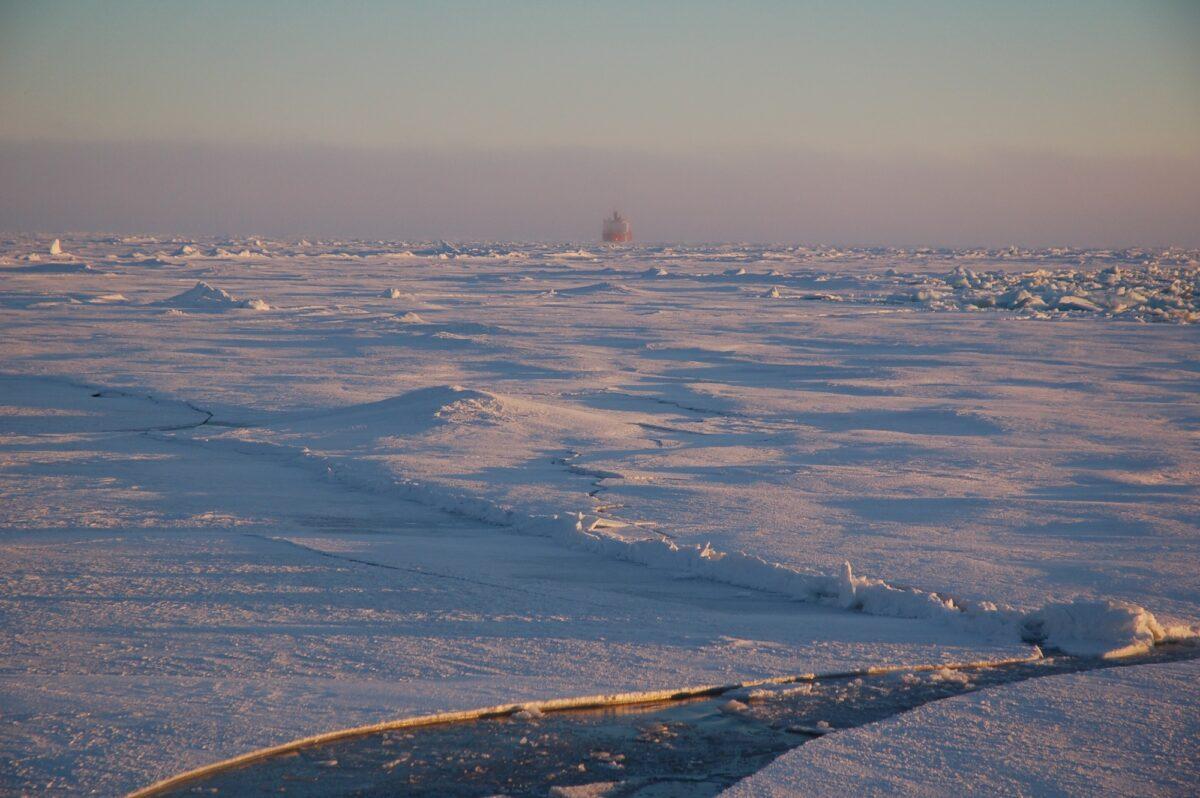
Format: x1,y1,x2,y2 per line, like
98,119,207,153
2,1,1198,243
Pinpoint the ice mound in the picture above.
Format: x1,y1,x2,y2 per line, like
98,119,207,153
1020,600,1167,659
280,385,502,441
434,388,506,424
411,241,461,258
273,386,638,455
160,281,269,310
381,288,404,299
123,248,176,266
395,311,426,324
556,281,642,296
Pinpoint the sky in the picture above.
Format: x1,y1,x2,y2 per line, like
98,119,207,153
1,0,1198,245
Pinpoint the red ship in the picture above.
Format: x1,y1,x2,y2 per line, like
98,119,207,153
602,211,632,243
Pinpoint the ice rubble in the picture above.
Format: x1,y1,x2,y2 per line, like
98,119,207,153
549,783,619,798
160,281,269,311
546,249,598,260
896,263,1198,323
212,247,264,259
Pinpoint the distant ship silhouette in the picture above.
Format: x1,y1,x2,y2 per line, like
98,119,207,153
602,211,632,243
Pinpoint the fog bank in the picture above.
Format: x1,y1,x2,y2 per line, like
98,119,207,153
2,140,1197,247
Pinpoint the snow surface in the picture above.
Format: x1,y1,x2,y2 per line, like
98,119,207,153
0,375,1021,795
722,658,1200,797
1,235,1197,794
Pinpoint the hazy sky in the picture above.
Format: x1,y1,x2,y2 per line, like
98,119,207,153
2,1,1198,244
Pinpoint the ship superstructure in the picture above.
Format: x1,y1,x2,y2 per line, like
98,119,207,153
602,211,632,243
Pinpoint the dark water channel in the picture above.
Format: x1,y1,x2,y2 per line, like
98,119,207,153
153,645,1197,798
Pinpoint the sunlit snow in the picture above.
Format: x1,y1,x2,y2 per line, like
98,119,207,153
1,235,1197,795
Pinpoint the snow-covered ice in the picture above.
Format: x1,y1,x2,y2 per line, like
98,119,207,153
0,235,1197,795
0,375,1019,795
723,658,1200,797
